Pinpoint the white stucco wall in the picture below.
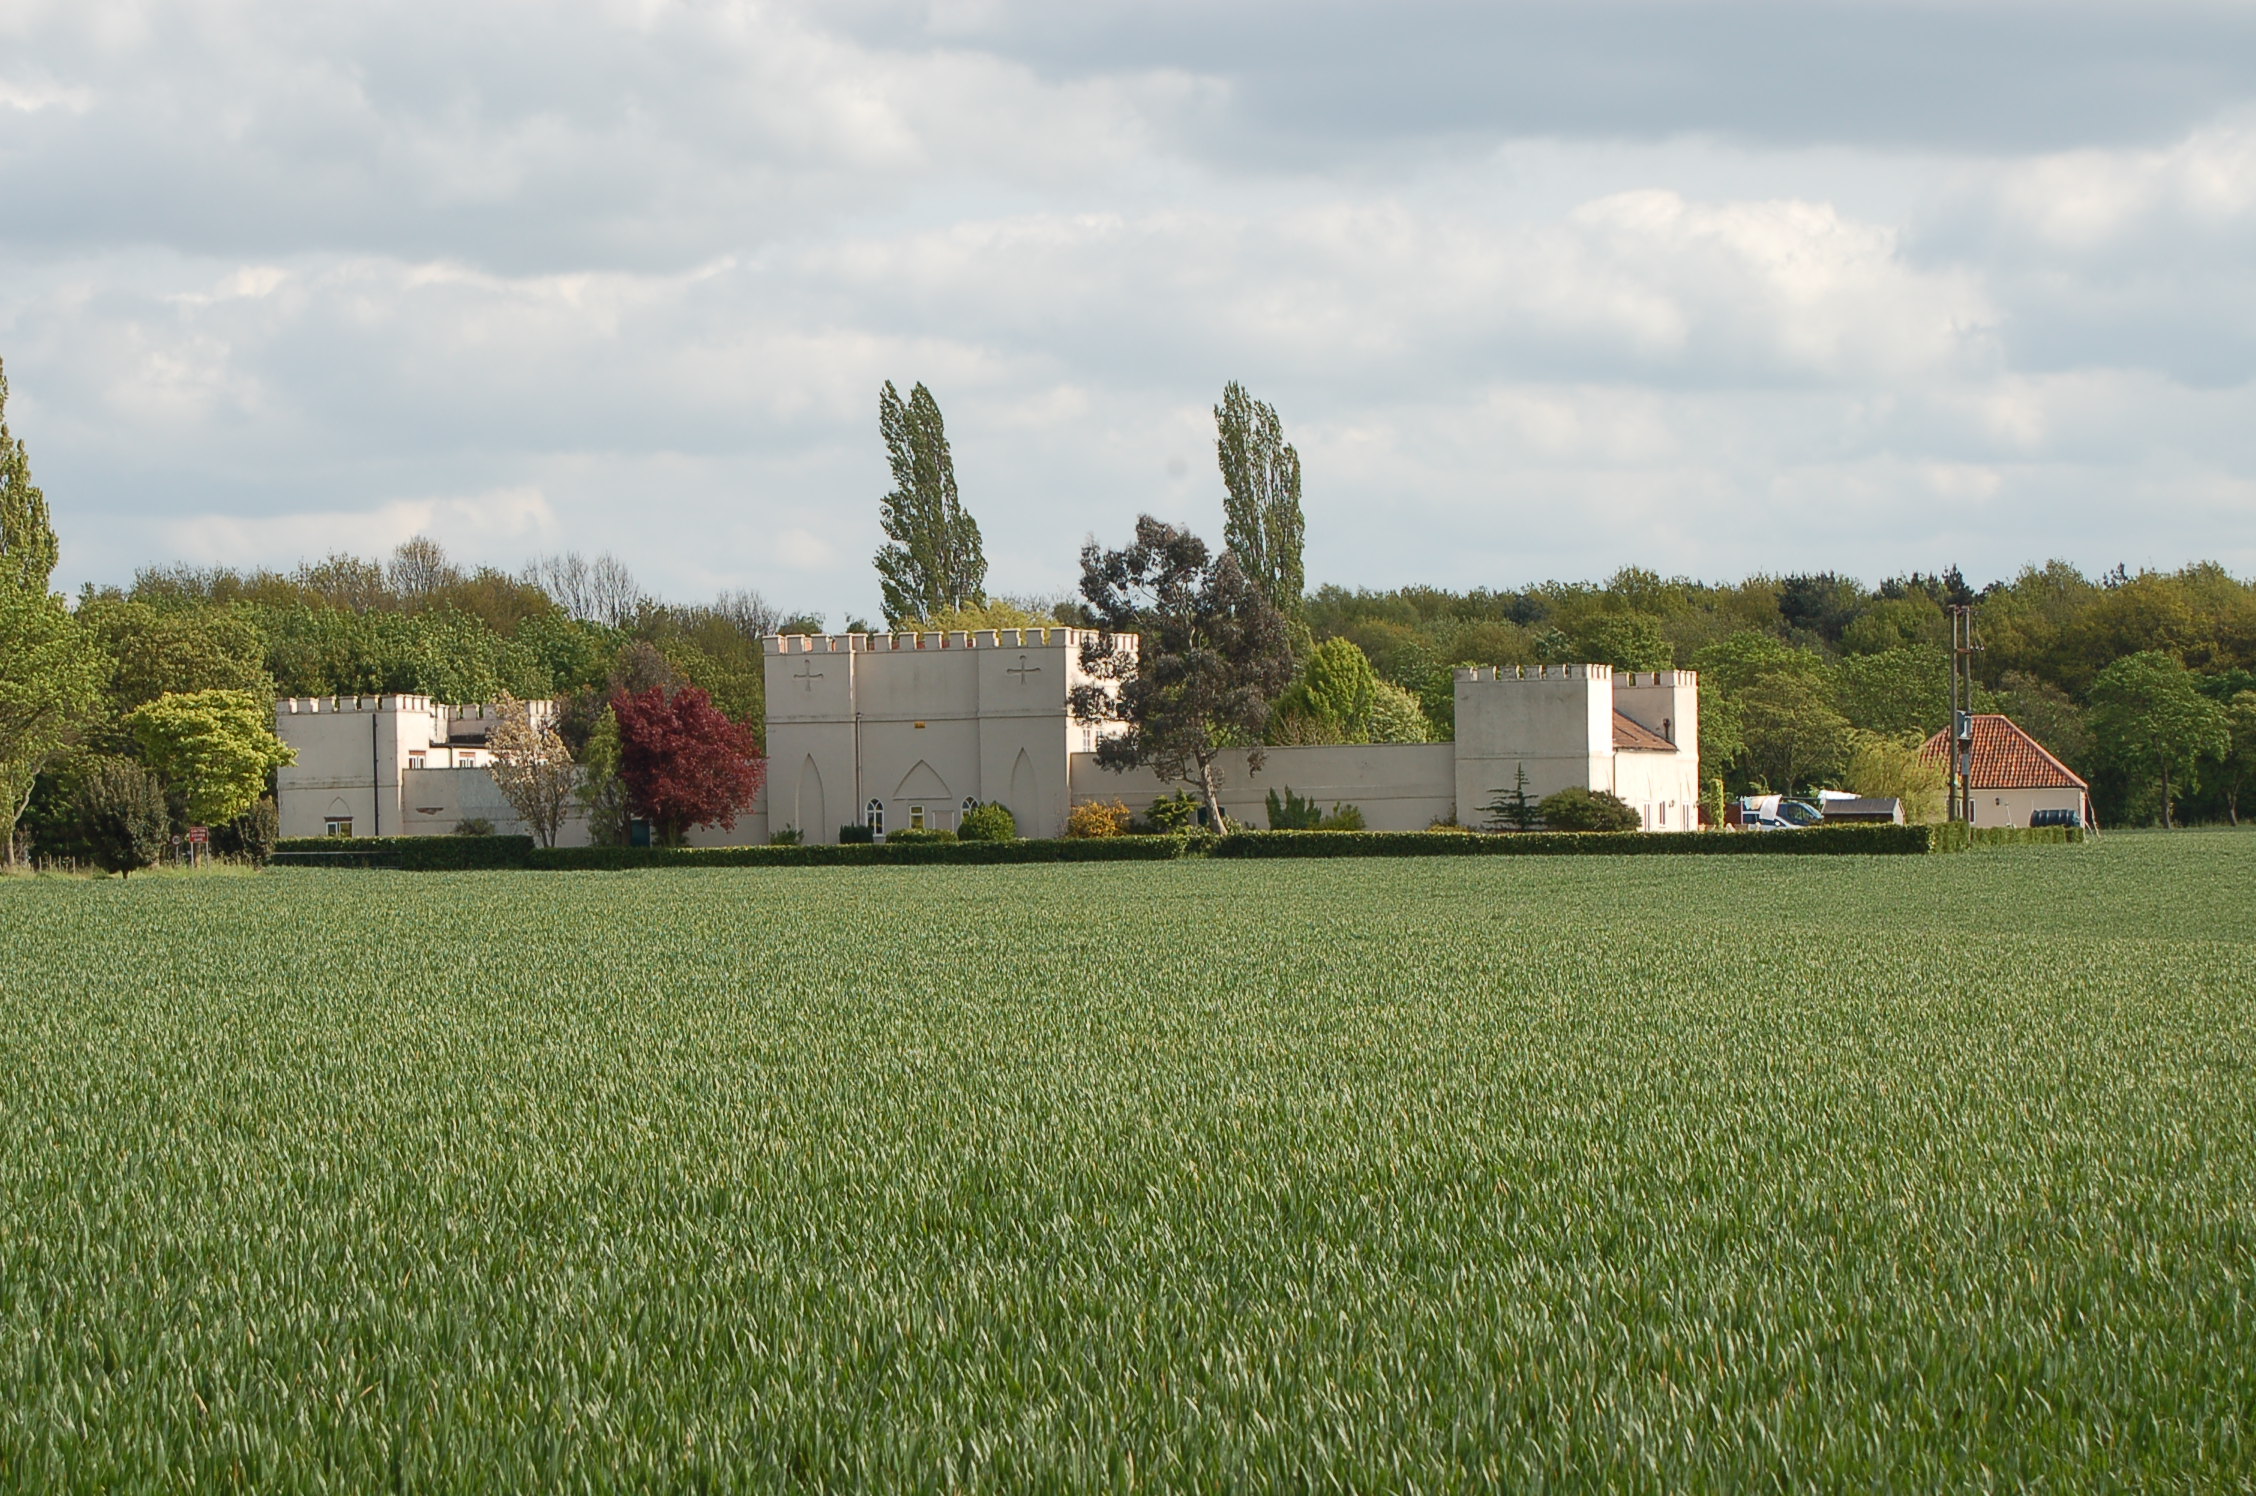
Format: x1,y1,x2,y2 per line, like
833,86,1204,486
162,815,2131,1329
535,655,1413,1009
1972,786,2090,828
278,651,1708,844
1069,743,1457,830
763,628,1119,843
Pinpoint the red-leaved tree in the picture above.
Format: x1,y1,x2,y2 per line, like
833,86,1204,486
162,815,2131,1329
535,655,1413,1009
610,685,765,845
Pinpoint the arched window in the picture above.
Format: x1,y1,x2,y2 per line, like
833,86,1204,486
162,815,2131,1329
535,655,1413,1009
866,798,883,836
962,797,980,824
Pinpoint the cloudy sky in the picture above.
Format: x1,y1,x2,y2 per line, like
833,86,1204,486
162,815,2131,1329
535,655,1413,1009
4,0,2253,620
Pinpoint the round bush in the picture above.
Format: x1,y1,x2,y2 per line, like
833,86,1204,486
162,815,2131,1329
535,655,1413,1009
1538,786,1641,832
958,802,1018,841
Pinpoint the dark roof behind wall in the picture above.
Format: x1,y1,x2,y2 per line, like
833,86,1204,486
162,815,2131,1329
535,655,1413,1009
1611,712,1675,752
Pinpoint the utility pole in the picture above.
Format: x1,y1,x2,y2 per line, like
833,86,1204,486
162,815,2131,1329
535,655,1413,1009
1947,604,1983,823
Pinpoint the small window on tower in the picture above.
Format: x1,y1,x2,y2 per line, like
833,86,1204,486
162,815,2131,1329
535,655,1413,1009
408,752,426,770
324,817,353,837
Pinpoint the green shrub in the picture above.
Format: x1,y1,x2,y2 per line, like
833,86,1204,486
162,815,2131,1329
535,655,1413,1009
453,816,497,837
1318,803,1366,831
769,825,805,846
1265,786,1323,830
1538,787,1641,832
884,827,958,844
1147,792,1202,834
77,758,170,877
215,796,281,864
838,824,875,845
1067,801,1130,838
958,802,1018,842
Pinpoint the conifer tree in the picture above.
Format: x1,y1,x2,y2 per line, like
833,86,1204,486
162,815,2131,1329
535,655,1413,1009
1214,381,1305,627
874,382,987,628
0,358,60,596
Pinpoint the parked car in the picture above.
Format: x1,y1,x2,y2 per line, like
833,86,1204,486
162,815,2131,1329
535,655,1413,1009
1734,796,1822,829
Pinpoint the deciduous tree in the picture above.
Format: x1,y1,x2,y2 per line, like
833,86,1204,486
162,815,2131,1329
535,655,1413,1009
610,684,764,845
2088,651,2230,827
1215,382,1306,629
2219,691,2256,826
486,694,578,847
1072,515,1295,831
1844,731,1948,824
0,590,106,866
1739,671,1852,795
0,358,59,596
874,381,987,627
123,689,295,827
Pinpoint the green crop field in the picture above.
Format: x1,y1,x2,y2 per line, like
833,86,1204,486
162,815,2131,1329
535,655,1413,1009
2,836,2252,1491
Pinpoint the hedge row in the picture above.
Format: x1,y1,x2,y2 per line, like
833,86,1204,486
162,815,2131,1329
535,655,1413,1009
273,835,535,870
1212,824,1941,857
1933,824,2088,851
271,822,1979,870
524,837,1194,869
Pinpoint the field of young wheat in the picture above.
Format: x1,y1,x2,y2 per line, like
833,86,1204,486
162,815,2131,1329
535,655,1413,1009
1,835,2250,1491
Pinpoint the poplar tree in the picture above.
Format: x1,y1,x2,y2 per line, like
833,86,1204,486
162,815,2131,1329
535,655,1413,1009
1214,381,1305,627
874,382,987,628
0,358,60,596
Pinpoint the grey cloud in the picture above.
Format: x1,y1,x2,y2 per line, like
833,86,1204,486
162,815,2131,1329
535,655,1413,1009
1,0,2251,612
826,0,2256,156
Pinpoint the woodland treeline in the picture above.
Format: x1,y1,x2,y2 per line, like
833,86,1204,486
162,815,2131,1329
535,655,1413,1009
6,360,2255,856
47,544,2256,829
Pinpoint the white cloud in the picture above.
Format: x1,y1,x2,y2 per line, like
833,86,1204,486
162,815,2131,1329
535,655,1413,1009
1,0,2251,610
161,487,556,570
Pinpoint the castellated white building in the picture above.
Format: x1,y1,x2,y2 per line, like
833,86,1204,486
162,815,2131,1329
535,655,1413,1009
275,627,1702,843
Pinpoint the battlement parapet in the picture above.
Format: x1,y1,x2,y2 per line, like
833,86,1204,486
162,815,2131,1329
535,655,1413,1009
765,627,1137,655
1453,663,1613,684
1615,670,1700,688
279,694,435,714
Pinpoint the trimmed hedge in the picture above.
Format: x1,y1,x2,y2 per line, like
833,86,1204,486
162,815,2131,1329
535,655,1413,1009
272,835,534,870
525,836,1196,870
1934,824,2087,851
1211,824,1941,857
269,821,2082,870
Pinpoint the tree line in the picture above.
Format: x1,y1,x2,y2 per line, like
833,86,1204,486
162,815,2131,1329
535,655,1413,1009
4,353,2254,866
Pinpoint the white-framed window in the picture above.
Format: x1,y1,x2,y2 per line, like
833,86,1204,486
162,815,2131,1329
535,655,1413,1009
963,796,979,818
866,798,883,835
408,752,426,770
324,817,353,837
458,751,477,767
909,805,927,830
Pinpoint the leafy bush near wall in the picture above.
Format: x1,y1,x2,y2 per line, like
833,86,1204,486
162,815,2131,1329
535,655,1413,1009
1066,801,1132,838
273,835,534,870
1536,787,1640,832
884,828,958,844
958,803,1018,841
1211,825,1942,857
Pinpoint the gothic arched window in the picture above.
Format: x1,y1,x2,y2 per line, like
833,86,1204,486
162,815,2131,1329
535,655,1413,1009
866,798,884,836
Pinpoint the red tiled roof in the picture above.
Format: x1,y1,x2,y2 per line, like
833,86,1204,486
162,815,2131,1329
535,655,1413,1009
1612,711,1676,752
1919,714,2087,790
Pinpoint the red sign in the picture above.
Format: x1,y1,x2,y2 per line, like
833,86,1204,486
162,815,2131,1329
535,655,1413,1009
187,826,210,845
